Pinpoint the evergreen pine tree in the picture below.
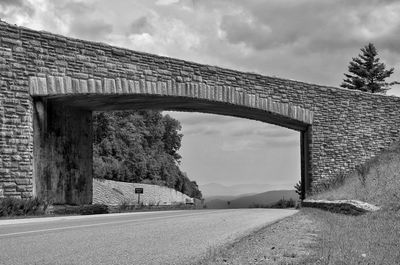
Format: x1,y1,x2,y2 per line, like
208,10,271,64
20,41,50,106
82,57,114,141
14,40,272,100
341,43,397,93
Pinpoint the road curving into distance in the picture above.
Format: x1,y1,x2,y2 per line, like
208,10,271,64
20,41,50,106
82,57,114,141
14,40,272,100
0,209,297,265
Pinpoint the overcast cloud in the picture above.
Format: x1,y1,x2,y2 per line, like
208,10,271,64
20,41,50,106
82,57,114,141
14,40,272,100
2,0,400,187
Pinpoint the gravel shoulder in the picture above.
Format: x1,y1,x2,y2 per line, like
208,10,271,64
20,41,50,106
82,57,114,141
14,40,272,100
194,209,321,265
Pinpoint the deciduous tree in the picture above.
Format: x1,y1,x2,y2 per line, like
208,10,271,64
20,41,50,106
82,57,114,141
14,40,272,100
93,110,202,199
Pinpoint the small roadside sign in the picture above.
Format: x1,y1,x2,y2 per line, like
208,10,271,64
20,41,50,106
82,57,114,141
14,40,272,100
135,187,144,205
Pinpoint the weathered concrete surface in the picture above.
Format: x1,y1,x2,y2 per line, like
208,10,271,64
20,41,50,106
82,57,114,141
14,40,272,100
1,21,400,203
302,199,380,215
33,99,92,204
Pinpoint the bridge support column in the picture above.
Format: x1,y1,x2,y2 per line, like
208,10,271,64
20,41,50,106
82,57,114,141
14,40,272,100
33,99,93,205
300,126,311,200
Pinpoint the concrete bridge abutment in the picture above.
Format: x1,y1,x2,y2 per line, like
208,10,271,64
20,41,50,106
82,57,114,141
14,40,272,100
33,99,93,204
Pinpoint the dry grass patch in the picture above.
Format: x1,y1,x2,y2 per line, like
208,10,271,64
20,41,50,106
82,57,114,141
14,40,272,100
192,208,400,264
312,142,400,210
308,141,400,264
311,208,400,264
193,210,321,265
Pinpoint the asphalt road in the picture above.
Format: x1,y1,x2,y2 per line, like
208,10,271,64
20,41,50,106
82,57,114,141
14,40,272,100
0,209,297,265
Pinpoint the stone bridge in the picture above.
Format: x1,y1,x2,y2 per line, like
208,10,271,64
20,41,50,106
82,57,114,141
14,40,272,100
1,21,400,204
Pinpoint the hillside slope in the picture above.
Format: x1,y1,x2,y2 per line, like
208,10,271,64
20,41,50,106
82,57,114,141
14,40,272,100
307,142,400,264
312,142,400,208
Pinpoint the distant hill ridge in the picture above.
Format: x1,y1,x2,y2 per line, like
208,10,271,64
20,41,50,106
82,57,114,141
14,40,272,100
205,189,297,209
200,183,291,198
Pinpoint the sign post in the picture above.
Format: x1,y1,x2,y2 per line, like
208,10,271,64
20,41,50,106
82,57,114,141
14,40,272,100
135,187,144,205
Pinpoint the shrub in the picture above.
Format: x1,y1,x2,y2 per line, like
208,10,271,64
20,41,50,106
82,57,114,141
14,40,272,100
270,198,296,208
355,164,370,187
294,180,302,198
118,200,136,212
249,199,297,209
0,197,47,217
79,204,109,215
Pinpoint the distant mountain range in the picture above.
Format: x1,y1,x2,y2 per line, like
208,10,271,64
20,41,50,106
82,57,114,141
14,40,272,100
199,183,291,198
204,189,298,209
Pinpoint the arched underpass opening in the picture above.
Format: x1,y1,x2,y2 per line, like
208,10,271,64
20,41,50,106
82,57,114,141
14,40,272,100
32,94,311,205
162,111,301,209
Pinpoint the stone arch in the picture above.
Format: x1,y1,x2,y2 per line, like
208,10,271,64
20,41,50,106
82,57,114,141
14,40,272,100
30,75,313,204
29,75,313,128
3,21,400,204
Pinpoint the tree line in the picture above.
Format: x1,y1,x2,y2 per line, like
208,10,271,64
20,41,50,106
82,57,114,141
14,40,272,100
93,110,202,199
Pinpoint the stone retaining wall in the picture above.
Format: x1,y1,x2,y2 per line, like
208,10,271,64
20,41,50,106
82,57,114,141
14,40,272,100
93,178,193,206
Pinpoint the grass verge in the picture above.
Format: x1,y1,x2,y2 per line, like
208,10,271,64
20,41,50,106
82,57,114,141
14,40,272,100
310,208,400,264
193,209,321,265
192,208,400,265
311,142,400,209
307,141,400,264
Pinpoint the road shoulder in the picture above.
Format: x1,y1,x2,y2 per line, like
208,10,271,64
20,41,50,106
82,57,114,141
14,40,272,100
194,209,320,264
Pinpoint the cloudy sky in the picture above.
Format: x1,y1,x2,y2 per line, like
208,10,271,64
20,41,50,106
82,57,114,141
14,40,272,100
2,0,400,189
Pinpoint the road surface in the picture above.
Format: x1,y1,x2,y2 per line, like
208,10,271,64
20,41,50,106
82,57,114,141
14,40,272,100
0,209,297,265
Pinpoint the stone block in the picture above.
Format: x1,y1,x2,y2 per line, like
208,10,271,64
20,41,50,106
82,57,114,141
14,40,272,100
16,185,27,192
112,48,126,56
13,46,24,53
1,37,22,46
87,79,95,93
3,182,16,188
95,79,102,93
15,178,31,185
37,77,47,95
79,79,88,93
1,148,14,154
76,54,90,62
21,192,32,198
121,78,129,93
104,78,116,93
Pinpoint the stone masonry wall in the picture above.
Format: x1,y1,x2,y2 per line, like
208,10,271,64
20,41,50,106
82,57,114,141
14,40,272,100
2,20,400,200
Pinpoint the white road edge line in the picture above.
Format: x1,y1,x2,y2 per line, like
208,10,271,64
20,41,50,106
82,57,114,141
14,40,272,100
0,210,191,226
0,210,228,238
